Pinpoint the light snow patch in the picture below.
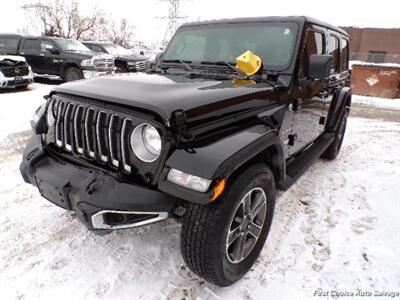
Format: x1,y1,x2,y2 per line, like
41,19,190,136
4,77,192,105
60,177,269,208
0,117,399,300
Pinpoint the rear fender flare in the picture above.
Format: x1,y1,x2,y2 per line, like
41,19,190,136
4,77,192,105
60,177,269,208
326,87,352,131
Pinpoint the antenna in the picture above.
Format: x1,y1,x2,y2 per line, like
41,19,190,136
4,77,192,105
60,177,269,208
157,0,189,46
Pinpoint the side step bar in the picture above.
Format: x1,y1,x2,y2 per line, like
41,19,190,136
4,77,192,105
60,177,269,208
280,133,335,190
91,210,169,230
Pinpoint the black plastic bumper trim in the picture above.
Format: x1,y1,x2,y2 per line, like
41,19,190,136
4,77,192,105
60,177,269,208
20,135,177,229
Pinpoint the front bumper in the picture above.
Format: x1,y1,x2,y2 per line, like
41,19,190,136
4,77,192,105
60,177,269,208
20,135,177,230
82,70,115,79
0,74,34,88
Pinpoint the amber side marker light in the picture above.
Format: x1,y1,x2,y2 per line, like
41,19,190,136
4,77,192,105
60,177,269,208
210,179,227,202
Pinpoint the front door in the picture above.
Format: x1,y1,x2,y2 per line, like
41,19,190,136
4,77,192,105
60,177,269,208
39,39,62,75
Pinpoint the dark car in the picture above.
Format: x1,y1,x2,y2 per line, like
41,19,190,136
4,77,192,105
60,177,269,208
0,34,115,81
0,55,34,89
21,16,351,286
83,41,149,72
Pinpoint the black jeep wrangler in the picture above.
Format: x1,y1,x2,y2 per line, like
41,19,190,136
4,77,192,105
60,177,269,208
20,16,351,286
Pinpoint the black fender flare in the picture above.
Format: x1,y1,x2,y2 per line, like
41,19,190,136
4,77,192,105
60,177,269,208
326,87,352,131
158,124,286,204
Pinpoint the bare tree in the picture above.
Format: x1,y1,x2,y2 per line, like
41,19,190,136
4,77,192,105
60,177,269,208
158,0,188,46
22,0,105,40
103,18,135,47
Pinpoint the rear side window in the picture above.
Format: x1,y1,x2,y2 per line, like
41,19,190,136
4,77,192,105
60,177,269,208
299,30,324,78
340,39,349,71
0,37,19,52
327,35,340,74
23,39,40,51
5,38,19,49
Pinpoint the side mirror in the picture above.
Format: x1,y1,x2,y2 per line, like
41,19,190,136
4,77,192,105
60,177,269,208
46,47,60,55
309,54,332,80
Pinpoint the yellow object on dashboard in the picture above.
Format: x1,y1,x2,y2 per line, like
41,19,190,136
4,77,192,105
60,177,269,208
236,50,262,76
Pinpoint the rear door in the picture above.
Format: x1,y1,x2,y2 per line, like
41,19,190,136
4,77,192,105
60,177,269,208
20,38,41,73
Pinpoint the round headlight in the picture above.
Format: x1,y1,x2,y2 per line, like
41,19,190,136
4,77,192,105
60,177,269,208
130,123,162,162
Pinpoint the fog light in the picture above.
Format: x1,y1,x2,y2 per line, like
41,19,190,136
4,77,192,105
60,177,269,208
167,168,211,193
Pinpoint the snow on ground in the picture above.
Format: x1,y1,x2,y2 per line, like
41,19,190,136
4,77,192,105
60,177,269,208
0,84,52,140
352,94,400,111
0,86,399,300
350,60,400,70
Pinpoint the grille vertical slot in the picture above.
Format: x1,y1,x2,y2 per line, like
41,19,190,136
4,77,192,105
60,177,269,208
84,108,97,158
96,111,109,162
108,114,121,168
63,103,74,152
121,118,132,173
55,101,66,147
74,105,85,154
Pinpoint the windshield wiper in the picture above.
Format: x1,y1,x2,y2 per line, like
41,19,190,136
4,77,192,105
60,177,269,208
162,59,193,72
200,61,247,77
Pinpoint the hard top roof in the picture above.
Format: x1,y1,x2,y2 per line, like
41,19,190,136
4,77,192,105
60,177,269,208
181,16,348,37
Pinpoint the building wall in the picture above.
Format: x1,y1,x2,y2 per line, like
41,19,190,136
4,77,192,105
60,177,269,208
340,27,400,63
341,27,400,54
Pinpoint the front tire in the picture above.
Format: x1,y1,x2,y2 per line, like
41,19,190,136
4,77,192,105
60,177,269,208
63,67,83,82
180,164,276,286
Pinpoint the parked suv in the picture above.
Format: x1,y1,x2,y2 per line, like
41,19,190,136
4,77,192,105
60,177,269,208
83,41,149,72
0,34,115,81
0,55,34,89
21,16,351,286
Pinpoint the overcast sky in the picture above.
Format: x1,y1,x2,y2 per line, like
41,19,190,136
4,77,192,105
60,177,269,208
2,0,399,45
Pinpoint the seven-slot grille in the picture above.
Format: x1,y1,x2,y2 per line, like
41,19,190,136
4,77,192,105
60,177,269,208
48,96,144,173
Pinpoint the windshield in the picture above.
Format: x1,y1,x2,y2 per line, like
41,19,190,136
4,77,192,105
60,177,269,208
54,39,92,52
163,22,298,70
102,44,132,56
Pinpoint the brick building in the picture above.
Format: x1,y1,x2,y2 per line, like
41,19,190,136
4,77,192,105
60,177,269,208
340,27,400,63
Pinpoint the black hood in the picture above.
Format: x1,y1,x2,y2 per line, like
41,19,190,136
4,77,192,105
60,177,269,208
52,72,280,124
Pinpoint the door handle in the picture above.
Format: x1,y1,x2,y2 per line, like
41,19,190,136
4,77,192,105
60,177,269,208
40,54,45,56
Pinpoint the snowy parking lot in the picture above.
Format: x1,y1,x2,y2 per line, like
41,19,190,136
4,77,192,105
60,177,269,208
0,84,399,299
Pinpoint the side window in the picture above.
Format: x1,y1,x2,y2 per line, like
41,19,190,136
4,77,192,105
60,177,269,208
0,37,19,53
5,38,19,49
0,38,6,52
88,45,104,53
40,40,55,52
23,39,40,51
327,35,339,74
300,31,324,78
340,39,349,71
